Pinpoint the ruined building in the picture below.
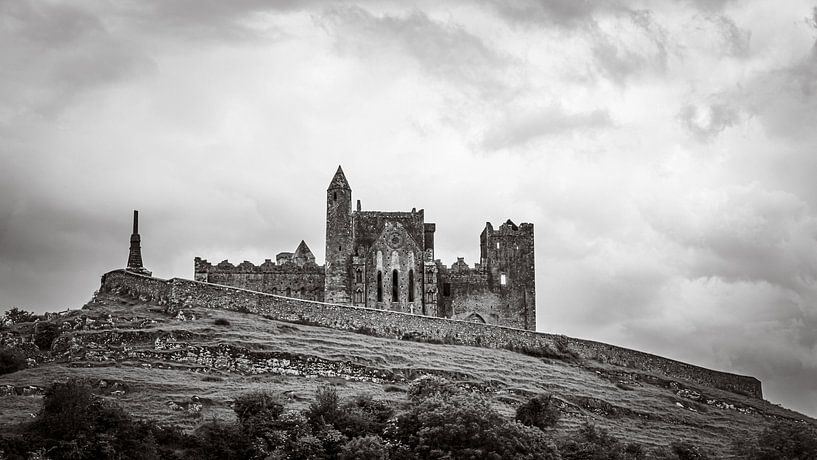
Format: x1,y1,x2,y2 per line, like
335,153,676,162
194,167,536,330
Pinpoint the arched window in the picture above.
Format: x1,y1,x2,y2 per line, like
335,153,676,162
392,269,399,302
408,269,415,302
286,287,291,297
354,289,363,304
355,268,363,283
377,271,383,302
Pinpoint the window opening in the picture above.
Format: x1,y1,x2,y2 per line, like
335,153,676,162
443,283,451,297
500,273,507,286
392,269,399,302
408,270,415,302
377,271,383,302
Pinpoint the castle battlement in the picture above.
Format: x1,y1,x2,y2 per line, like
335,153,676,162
195,257,324,274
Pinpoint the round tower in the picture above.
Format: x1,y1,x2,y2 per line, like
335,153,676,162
325,166,353,303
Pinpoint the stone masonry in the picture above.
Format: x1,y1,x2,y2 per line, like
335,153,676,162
194,166,537,330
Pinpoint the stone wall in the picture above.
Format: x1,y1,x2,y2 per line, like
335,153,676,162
100,270,762,399
194,258,325,301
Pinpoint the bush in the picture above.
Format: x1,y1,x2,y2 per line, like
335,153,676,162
407,375,460,401
516,394,561,430
2,307,37,325
334,395,394,438
390,392,560,459
0,347,27,375
738,420,817,459
29,379,159,459
214,318,231,326
33,322,60,351
306,386,341,429
191,421,251,460
340,435,389,460
558,422,645,460
233,391,286,425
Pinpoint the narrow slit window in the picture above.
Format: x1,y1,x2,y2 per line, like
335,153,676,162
377,271,383,302
408,270,415,302
392,269,399,302
500,273,507,286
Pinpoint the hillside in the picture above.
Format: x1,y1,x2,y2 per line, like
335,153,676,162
0,288,814,458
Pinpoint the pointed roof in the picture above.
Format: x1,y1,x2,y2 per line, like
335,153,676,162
293,240,315,260
327,165,351,190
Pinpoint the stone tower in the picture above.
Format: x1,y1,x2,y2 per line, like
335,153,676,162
480,220,535,330
126,210,151,276
324,166,353,303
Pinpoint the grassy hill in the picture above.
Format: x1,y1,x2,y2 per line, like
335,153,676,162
1,290,814,457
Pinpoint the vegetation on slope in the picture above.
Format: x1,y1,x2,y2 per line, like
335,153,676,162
1,295,816,458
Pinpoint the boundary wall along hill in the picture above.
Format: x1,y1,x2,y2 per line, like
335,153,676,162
100,269,762,399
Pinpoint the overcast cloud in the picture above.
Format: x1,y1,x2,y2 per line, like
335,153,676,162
1,0,817,418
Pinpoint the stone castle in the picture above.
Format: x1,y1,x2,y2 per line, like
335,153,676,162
193,166,536,330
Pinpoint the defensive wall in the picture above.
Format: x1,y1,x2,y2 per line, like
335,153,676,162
100,269,762,399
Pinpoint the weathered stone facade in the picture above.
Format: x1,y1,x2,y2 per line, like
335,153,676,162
194,166,536,330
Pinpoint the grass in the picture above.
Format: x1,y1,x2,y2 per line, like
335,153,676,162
0,292,813,457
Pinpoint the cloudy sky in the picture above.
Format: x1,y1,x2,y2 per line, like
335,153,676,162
2,0,817,416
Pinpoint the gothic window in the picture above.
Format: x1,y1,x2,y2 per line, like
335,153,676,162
354,289,363,304
427,290,436,303
408,270,415,302
425,270,434,284
392,269,399,302
377,271,383,302
355,268,363,283
443,283,451,297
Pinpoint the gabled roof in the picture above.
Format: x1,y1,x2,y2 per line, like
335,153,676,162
327,165,351,190
293,240,315,260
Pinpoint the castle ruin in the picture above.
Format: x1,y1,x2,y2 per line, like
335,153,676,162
194,166,537,330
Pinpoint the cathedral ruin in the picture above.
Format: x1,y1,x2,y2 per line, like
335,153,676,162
194,166,536,330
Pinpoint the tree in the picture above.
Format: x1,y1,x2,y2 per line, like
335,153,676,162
2,307,36,325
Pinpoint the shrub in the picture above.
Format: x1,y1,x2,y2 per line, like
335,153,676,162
233,391,286,425
213,318,231,326
33,322,59,351
558,422,645,460
191,421,251,460
339,435,389,460
407,375,460,401
390,392,559,459
334,395,394,438
516,394,561,430
2,307,37,325
29,379,159,459
0,347,27,375
306,386,341,429
737,420,817,459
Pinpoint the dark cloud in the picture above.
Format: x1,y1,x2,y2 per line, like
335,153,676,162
482,106,612,150
0,0,154,121
707,14,751,57
589,9,670,84
483,0,610,27
316,6,513,95
678,100,740,141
